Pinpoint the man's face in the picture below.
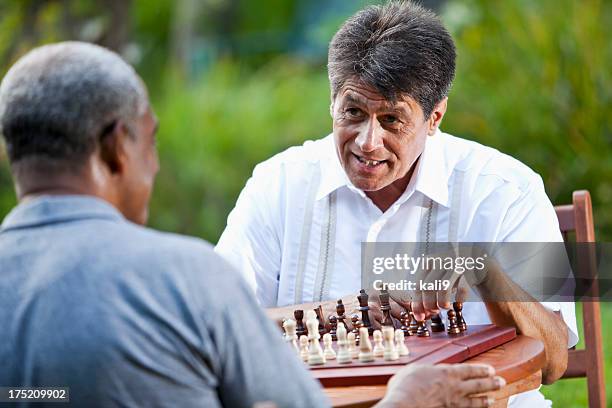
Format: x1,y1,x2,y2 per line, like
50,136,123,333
118,106,159,225
332,79,434,198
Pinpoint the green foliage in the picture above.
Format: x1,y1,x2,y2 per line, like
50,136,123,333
441,0,612,238
148,59,330,241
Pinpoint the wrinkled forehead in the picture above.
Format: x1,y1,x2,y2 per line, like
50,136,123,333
336,79,418,114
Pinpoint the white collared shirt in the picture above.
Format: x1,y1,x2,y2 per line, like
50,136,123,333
215,130,577,407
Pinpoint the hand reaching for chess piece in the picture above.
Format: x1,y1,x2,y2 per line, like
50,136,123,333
375,364,505,408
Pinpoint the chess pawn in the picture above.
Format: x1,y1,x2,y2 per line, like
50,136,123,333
306,310,325,365
351,314,361,344
416,320,430,337
282,318,299,352
299,335,309,362
395,329,410,356
372,330,384,358
447,309,461,335
336,299,349,331
347,332,359,359
336,324,351,364
358,327,374,362
453,302,468,332
430,313,445,332
400,311,411,336
382,326,399,361
328,315,338,341
323,333,336,360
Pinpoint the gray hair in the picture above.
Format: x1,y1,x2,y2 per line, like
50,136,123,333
0,41,147,169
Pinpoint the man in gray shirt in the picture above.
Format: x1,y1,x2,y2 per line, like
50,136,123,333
0,42,503,407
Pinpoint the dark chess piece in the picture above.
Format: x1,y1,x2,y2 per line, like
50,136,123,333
447,309,461,335
357,289,374,335
453,302,467,332
314,305,327,336
328,315,338,341
408,312,419,336
400,311,412,336
336,299,348,330
430,313,445,332
351,315,363,345
294,309,307,337
416,320,430,337
379,289,394,327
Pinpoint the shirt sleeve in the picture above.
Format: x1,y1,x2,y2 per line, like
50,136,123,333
494,175,579,347
193,252,329,408
215,162,282,307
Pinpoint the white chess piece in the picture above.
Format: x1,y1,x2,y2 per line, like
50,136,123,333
299,335,309,362
306,310,325,365
336,325,351,364
372,330,384,358
395,329,410,356
347,332,359,359
358,327,374,362
383,326,399,361
282,318,299,353
323,333,336,360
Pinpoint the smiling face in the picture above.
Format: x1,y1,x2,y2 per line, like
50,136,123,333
332,79,446,209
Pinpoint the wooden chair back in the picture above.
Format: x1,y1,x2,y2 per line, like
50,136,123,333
554,190,606,408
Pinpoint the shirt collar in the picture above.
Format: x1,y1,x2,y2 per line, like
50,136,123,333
0,195,124,233
315,129,450,207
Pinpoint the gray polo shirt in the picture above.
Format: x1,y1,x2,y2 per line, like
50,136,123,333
0,196,328,407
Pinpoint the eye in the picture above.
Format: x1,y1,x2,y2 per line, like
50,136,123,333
380,115,398,125
345,107,363,118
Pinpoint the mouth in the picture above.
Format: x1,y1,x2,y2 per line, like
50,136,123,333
352,153,387,169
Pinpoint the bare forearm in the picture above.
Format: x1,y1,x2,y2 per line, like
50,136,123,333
476,268,569,383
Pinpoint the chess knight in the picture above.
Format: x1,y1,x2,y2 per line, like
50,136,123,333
215,2,576,406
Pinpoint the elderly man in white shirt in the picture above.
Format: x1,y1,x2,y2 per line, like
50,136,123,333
216,2,576,406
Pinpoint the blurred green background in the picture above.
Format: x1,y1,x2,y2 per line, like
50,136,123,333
0,0,610,406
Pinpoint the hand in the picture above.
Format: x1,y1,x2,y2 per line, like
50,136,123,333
376,364,505,408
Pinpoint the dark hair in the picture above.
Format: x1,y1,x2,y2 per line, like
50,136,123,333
327,1,456,118
0,42,146,172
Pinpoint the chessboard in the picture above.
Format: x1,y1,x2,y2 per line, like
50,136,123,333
282,289,517,387
310,324,515,387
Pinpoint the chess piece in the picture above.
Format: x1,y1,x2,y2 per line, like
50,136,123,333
447,309,461,335
336,324,351,364
395,329,410,356
282,318,299,352
358,327,374,362
383,326,399,361
314,305,327,336
299,335,309,362
416,320,430,337
453,302,467,332
323,333,336,360
328,315,338,341
347,332,359,359
350,314,361,343
430,313,445,332
379,289,394,327
357,289,374,335
400,311,412,336
294,310,307,337
408,312,419,336
372,330,384,357
336,299,349,330
306,310,325,365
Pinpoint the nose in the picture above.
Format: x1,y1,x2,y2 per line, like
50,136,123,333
355,119,384,152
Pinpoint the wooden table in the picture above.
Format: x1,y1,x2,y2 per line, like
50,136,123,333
324,335,546,408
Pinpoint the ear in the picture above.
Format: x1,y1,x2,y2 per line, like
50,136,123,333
99,120,130,175
427,97,448,136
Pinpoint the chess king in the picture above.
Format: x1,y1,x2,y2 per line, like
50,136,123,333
215,1,577,406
